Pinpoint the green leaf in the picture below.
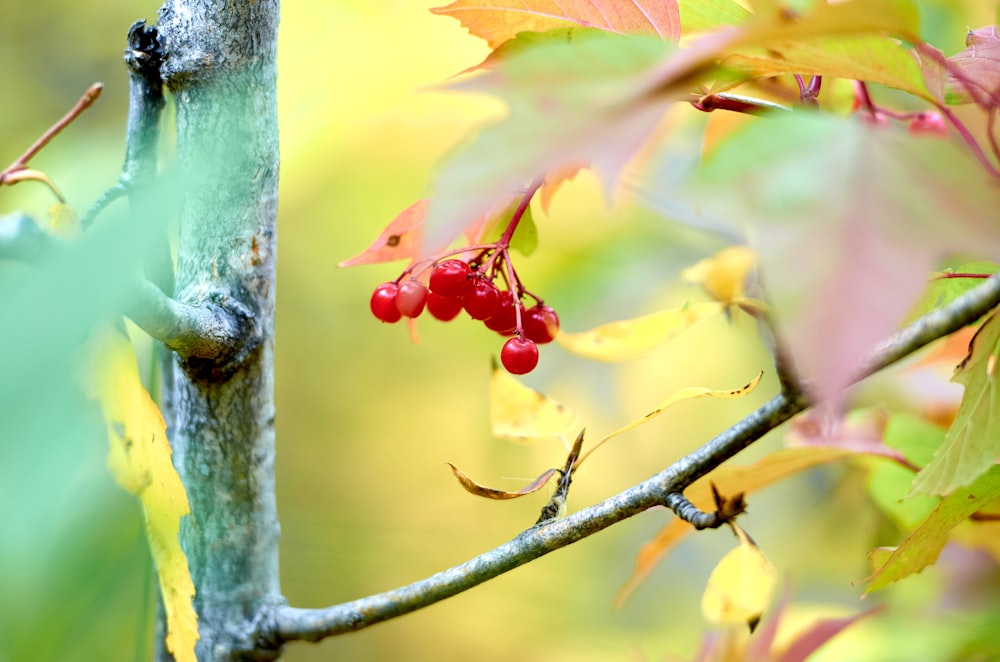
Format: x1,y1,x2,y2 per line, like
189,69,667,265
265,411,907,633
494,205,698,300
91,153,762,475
866,466,1000,591
911,312,1000,496
678,0,750,34
867,462,939,530
907,262,1000,320
883,412,946,467
723,36,932,100
478,197,538,256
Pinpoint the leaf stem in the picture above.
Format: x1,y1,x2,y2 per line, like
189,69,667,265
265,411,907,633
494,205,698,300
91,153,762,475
0,83,103,184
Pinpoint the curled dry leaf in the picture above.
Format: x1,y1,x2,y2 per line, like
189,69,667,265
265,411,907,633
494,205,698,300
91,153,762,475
710,482,747,524
447,462,560,500
536,429,586,524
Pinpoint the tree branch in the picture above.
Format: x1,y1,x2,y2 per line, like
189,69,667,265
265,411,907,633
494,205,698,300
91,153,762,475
0,213,57,262
267,272,1000,647
125,279,260,373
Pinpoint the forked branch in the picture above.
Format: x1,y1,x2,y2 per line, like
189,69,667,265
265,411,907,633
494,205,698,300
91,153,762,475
266,272,1000,647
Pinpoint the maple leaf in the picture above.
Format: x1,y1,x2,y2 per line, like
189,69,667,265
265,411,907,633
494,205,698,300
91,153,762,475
721,35,932,101
424,28,676,251
338,199,429,268
423,0,923,254
678,0,750,35
911,311,1000,496
907,263,1000,321
928,26,1000,107
866,466,1000,591
86,326,197,662
430,0,681,50
691,112,1000,404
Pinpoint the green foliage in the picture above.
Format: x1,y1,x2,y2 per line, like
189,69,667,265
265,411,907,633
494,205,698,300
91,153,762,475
9,0,1000,660
913,312,1000,495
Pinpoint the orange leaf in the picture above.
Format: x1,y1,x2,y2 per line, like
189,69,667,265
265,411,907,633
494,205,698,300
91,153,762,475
431,0,681,50
339,199,429,267
539,162,585,213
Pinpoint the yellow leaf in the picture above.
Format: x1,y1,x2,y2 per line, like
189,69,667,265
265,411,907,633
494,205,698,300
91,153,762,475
88,326,198,661
578,373,764,466
557,301,724,362
47,202,80,238
681,245,756,306
490,361,580,443
616,446,851,607
701,524,776,631
605,373,761,444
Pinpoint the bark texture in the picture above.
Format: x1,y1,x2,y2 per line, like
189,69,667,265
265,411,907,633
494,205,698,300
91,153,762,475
155,0,282,658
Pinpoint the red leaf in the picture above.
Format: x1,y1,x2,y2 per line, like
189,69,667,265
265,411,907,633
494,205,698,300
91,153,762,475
775,606,884,662
945,26,1000,107
339,199,428,267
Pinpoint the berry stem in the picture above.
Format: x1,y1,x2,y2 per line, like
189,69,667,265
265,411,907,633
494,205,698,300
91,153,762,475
932,100,1000,178
480,178,544,337
497,178,543,251
911,44,1000,178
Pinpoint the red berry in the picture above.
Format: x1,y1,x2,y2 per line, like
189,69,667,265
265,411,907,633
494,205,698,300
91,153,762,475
427,291,464,321
908,111,948,138
464,278,501,320
501,337,539,375
858,111,888,128
370,282,403,323
429,260,472,299
522,305,559,344
395,279,428,318
484,294,517,334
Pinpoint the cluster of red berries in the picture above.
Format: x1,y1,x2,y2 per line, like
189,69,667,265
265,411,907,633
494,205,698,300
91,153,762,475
369,258,559,375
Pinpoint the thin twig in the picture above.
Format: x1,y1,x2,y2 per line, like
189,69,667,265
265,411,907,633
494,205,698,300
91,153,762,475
0,83,103,183
266,272,1000,645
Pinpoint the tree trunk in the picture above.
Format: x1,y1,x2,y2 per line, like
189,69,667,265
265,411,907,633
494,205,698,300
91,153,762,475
155,0,282,658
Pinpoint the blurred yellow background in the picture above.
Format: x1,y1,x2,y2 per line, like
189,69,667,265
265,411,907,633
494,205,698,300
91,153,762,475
2,1,998,661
